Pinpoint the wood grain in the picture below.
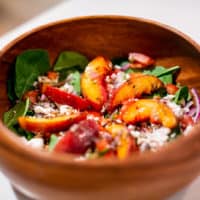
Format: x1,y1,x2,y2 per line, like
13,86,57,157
0,16,200,200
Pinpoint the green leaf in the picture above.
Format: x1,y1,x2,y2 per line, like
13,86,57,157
153,88,167,98
158,74,173,84
120,61,129,66
58,69,74,81
69,71,81,95
15,49,50,98
144,66,166,76
125,68,142,74
173,86,190,104
3,98,30,128
7,64,17,102
13,125,34,140
168,126,181,141
157,66,180,77
144,66,180,77
143,66,180,84
54,51,88,72
98,148,110,157
48,134,59,151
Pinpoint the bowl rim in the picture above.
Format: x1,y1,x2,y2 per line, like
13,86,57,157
0,15,200,168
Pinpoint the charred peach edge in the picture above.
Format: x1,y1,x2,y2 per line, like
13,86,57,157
120,99,177,129
105,122,136,159
18,113,87,133
110,75,164,111
81,56,112,111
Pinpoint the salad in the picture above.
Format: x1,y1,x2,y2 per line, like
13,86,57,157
3,50,199,160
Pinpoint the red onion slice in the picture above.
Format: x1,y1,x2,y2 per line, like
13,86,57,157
191,88,200,122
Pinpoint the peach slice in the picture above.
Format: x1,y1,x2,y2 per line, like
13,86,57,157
105,122,138,159
18,113,86,133
43,85,90,110
81,56,112,111
110,75,164,110
120,99,177,129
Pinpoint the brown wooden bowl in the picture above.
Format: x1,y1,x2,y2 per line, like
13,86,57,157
0,15,200,200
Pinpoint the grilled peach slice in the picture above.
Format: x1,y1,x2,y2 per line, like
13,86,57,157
105,123,138,159
81,56,112,111
18,113,86,133
43,85,90,110
110,75,164,110
120,99,177,129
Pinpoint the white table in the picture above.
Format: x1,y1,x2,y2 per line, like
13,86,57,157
1,0,200,199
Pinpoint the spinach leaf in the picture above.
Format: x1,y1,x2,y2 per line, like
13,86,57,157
7,63,17,102
168,126,181,141
69,71,81,95
120,61,129,67
157,66,180,77
58,69,74,81
3,98,30,128
124,68,142,74
173,86,190,104
153,88,167,98
98,149,110,157
48,134,58,151
15,49,50,98
144,66,166,76
158,74,173,84
12,125,34,140
144,66,180,84
144,66,180,77
54,51,88,72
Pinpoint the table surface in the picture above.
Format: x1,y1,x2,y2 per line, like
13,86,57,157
0,0,200,199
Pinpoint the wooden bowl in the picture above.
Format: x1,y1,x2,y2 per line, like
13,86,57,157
0,16,200,200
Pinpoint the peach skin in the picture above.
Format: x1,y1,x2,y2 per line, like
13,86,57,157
81,56,112,111
110,75,164,111
18,113,86,133
120,99,177,129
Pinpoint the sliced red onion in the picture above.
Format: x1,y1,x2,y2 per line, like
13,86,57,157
40,94,47,101
121,63,131,71
191,88,200,122
188,107,196,117
184,101,194,114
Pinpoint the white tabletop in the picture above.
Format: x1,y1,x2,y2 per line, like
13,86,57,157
1,0,200,199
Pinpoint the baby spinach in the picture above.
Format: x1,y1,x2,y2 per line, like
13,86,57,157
173,86,191,104
7,64,17,102
3,98,30,128
158,74,172,84
15,49,50,98
144,66,180,84
153,88,167,98
144,66,180,77
13,125,34,140
124,68,142,74
54,51,88,72
69,71,81,95
48,134,58,151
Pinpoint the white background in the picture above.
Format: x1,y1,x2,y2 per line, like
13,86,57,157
0,0,200,199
